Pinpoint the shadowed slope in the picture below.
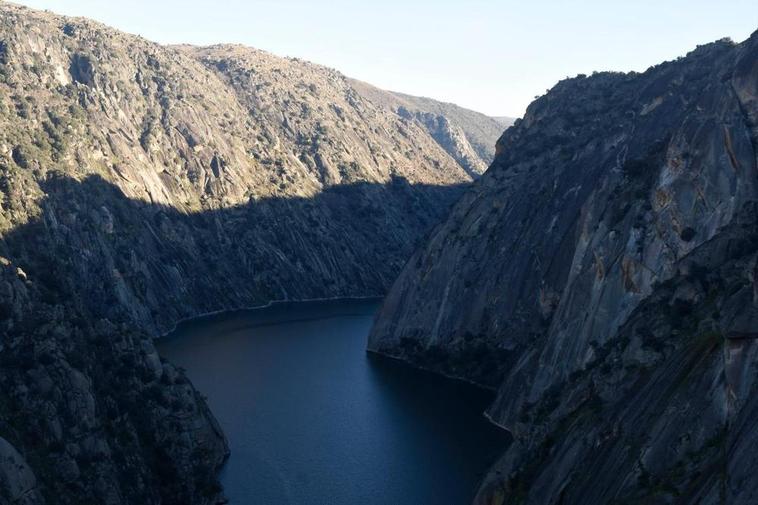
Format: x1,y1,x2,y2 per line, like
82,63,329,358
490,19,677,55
3,174,466,334
370,31,758,504
0,174,466,504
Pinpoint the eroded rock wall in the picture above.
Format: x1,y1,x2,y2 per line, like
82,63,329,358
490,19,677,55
370,31,758,503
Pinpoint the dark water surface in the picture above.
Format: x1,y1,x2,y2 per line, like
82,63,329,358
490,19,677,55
158,299,509,505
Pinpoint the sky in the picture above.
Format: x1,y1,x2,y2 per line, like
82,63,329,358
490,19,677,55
14,0,758,117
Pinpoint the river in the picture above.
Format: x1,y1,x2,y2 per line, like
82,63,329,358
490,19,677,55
157,298,509,504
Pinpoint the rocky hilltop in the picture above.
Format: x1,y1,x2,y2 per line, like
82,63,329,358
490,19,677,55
370,32,758,503
0,2,497,503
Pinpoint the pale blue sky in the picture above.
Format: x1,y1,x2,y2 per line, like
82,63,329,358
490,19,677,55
15,0,758,117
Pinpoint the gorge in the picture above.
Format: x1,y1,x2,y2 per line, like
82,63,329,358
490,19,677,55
0,3,504,503
1,2,757,505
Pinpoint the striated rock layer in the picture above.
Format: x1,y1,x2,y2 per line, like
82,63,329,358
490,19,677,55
370,31,758,503
0,3,496,503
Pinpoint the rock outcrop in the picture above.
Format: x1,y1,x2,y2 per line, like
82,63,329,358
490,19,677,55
370,31,758,503
0,3,496,503
0,254,228,505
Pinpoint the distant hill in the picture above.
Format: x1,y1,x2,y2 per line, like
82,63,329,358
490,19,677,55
492,115,517,128
350,79,508,176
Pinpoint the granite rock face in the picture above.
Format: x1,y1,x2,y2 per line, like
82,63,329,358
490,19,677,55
0,3,494,503
370,32,758,503
0,3,479,334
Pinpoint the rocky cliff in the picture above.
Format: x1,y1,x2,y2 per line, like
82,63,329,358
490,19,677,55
370,32,758,503
0,255,228,505
0,3,495,503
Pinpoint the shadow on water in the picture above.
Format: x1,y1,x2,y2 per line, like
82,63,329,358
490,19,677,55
365,352,509,466
158,299,510,505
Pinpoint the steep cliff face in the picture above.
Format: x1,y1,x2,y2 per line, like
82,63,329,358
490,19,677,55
0,257,228,505
0,3,494,503
0,1,485,343
370,32,758,503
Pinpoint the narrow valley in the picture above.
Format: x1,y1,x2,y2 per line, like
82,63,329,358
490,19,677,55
0,2,756,505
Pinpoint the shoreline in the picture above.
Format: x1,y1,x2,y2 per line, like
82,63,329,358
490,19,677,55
365,349,513,435
157,294,385,339
159,296,512,437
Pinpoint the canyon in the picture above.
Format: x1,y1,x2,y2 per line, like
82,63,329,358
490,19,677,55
1,1,757,505
0,3,504,503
